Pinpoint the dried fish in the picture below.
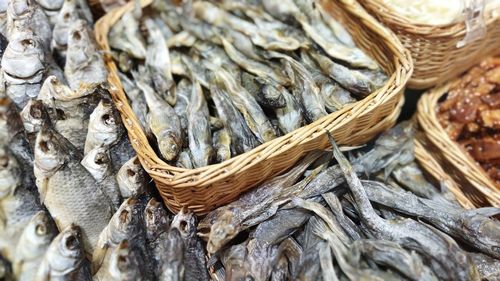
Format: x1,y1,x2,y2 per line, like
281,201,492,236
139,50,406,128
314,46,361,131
108,11,146,59
13,210,57,281
84,98,124,154
33,125,114,254
6,0,52,49
64,20,107,91
212,128,231,163
187,80,213,167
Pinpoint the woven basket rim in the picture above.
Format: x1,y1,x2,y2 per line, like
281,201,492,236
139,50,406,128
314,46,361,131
362,0,500,38
94,0,413,188
416,81,500,206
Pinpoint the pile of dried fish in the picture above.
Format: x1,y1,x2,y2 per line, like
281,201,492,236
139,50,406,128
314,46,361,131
201,122,500,281
112,0,388,168
437,56,500,187
0,0,205,280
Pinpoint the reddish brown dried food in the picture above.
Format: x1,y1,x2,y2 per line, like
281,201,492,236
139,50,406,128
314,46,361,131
437,56,500,187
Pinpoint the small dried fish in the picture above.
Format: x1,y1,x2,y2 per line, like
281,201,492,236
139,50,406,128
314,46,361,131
93,239,147,281
144,18,176,106
6,0,52,49
209,81,259,155
214,68,276,143
212,128,231,163
188,80,213,167
136,74,182,161
108,11,146,59
171,209,209,281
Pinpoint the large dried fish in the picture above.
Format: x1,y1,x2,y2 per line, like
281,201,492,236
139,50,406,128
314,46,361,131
33,125,114,254
84,98,124,154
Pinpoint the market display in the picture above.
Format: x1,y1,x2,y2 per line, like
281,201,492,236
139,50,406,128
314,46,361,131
0,0,499,281
437,57,500,188
112,0,387,168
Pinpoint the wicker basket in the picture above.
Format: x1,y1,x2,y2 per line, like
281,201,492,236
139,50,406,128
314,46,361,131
416,82,500,208
414,134,475,209
360,0,500,89
94,0,413,215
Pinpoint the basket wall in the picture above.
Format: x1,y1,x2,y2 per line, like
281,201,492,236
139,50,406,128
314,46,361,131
416,83,500,207
361,0,500,89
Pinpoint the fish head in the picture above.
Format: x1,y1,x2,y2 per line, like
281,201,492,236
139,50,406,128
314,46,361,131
56,224,84,263
8,0,32,19
34,123,71,175
81,146,110,180
1,33,45,83
23,210,57,248
109,240,142,280
89,98,123,140
461,212,500,256
52,0,78,50
0,146,22,199
207,210,239,253
117,157,147,198
144,198,170,239
171,207,197,239
35,0,63,12
20,99,49,134
38,76,76,102
158,132,181,162
113,198,143,237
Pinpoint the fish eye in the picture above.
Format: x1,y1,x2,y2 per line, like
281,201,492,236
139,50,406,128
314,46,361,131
36,224,46,235
133,158,140,165
63,12,70,20
0,156,8,168
20,39,34,47
127,169,136,177
102,113,115,125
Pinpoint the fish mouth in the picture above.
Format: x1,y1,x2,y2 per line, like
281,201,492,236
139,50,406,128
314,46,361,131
3,68,44,82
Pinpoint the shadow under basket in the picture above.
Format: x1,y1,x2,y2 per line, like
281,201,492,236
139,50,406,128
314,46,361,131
416,82,500,208
360,0,500,89
95,0,413,215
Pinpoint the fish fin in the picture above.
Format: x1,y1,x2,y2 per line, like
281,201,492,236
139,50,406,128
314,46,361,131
91,244,108,274
464,207,500,218
35,258,51,281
